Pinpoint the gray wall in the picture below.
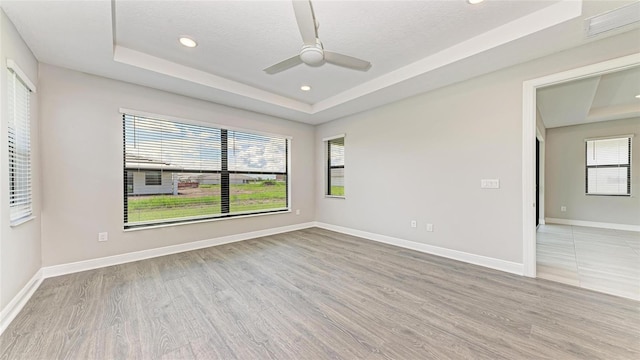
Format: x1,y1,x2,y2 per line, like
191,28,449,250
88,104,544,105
39,64,315,266
545,117,640,225
0,9,42,310
315,30,640,264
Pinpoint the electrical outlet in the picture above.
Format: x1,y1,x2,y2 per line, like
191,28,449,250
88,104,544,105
410,220,417,228
426,224,433,232
295,209,300,215
561,206,567,212
98,232,108,242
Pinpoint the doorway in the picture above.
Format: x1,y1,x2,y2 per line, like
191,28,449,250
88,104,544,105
521,53,640,279
536,138,540,227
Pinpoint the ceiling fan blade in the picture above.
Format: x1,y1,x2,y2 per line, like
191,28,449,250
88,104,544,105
292,0,318,45
324,51,372,71
263,55,303,74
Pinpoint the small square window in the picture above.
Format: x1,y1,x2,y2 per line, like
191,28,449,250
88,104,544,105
585,136,631,196
145,171,162,186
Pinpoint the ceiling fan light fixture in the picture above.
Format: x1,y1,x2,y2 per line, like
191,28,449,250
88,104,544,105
179,37,197,48
300,85,312,91
300,46,324,66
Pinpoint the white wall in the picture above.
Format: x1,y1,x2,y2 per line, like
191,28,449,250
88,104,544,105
0,9,41,310
38,64,315,266
131,171,173,195
315,30,640,264
545,117,640,225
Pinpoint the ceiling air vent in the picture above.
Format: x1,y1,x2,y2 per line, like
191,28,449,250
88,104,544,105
584,1,640,37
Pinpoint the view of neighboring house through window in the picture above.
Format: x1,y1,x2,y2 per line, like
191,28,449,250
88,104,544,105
585,136,632,196
7,67,33,223
326,136,345,196
123,113,289,228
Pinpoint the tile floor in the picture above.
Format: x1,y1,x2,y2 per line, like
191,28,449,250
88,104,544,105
537,224,640,300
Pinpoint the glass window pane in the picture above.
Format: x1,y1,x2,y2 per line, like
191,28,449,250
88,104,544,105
127,172,221,224
329,137,344,166
329,168,344,196
587,167,628,195
586,138,629,166
228,131,287,173
229,174,287,213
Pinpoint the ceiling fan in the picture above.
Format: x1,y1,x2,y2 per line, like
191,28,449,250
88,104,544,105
263,0,372,74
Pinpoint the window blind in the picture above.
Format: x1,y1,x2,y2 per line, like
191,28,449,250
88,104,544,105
8,69,32,222
327,137,345,196
585,136,631,195
123,114,289,228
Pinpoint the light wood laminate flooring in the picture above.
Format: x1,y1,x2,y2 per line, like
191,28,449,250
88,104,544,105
537,224,640,300
2,228,639,359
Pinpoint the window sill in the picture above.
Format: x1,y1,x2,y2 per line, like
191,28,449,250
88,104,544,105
10,215,36,227
325,195,346,199
124,208,291,232
585,193,631,197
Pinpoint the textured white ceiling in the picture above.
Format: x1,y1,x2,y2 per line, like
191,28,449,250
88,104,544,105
2,0,640,124
537,66,640,128
115,0,557,103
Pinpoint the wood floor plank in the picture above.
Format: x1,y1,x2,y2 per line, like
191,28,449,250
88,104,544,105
1,228,639,359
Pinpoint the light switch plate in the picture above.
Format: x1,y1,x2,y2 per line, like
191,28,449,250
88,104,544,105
481,179,500,189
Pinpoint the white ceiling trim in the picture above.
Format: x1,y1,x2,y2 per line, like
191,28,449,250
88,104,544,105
587,103,640,123
313,0,583,113
113,45,312,114
110,0,582,117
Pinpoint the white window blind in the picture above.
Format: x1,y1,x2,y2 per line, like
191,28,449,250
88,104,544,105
8,69,32,223
123,114,289,228
585,136,632,195
326,136,345,196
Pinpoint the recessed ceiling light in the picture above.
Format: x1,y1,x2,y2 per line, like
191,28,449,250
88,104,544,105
300,85,312,91
468,0,484,4
636,94,640,99
179,37,197,48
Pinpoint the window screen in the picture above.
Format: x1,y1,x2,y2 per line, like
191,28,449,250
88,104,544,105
8,69,32,223
585,136,632,196
327,136,345,196
124,113,289,228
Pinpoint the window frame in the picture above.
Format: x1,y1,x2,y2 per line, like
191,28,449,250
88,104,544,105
122,109,291,229
325,134,345,198
7,60,36,226
585,135,632,196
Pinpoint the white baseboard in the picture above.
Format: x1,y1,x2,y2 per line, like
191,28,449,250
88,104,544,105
1,222,315,337
314,222,524,275
41,222,315,278
0,269,43,335
545,218,640,232
4,220,522,337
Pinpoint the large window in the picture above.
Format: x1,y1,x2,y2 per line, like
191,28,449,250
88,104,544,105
7,67,33,223
586,136,632,196
326,136,345,197
123,113,289,228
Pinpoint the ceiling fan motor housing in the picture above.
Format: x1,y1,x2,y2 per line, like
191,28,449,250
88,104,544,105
300,45,324,66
